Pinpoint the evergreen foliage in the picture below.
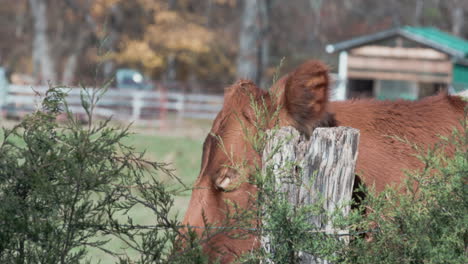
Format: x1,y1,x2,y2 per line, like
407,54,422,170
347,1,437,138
0,86,208,263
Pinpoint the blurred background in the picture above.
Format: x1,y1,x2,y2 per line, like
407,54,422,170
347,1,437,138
1,0,467,92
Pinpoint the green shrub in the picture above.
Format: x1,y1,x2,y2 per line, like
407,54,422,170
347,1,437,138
0,87,208,263
342,112,468,264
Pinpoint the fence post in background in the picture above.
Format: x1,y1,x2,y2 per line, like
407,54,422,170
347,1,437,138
175,92,185,124
262,126,360,264
131,91,144,123
158,85,168,129
0,68,8,118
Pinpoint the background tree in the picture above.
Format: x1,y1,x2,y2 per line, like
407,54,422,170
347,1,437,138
29,0,56,84
1,0,467,90
236,0,270,88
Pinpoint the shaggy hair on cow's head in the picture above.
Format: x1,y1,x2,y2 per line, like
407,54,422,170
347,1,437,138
221,80,270,122
278,60,332,136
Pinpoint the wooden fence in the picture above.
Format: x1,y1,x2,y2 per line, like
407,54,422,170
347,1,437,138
0,85,224,123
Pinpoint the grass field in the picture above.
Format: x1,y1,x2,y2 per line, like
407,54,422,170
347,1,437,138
122,129,206,216
88,129,207,263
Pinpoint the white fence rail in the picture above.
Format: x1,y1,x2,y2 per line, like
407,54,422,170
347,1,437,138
1,85,224,123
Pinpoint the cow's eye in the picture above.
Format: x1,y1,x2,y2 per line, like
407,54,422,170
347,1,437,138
214,167,240,192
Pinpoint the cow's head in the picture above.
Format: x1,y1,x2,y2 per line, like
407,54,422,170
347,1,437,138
181,60,334,262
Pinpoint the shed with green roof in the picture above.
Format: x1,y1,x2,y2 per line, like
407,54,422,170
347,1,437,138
326,26,468,101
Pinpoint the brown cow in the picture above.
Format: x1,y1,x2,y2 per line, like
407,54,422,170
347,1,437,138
182,60,466,263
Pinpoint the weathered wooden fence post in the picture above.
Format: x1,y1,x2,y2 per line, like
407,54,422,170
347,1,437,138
262,126,360,264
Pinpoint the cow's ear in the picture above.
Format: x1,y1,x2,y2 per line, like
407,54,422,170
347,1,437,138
281,60,330,135
214,167,243,192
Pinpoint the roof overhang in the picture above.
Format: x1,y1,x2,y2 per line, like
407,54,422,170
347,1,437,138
326,28,466,59
454,58,468,66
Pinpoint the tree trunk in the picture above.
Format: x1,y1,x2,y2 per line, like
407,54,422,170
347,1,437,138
262,126,360,264
413,0,424,26
310,0,323,36
62,54,78,85
205,0,213,26
390,0,402,27
29,0,56,84
165,0,178,82
166,53,177,82
237,0,269,86
62,31,89,85
258,0,270,88
102,5,122,80
451,8,464,36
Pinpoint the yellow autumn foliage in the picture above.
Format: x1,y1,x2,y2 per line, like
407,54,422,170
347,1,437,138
113,41,164,70
147,24,213,53
112,7,214,71
150,10,214,53
154,10,179,23
100,0,234,81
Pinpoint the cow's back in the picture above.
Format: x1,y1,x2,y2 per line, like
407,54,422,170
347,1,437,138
330,93,466,192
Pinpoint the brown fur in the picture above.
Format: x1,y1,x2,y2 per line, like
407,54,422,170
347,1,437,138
279,60,331,136
331,93,465,191
182,60,467,263
182,80,266,262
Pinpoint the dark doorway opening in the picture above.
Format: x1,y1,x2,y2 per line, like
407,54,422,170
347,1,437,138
348,79,374,99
